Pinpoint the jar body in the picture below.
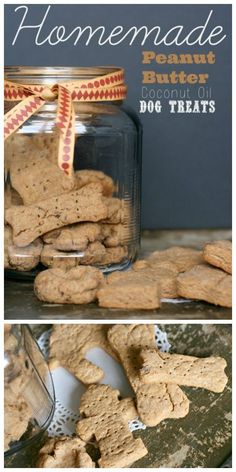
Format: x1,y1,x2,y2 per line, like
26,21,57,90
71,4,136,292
4,69,141,275
4,325,55,466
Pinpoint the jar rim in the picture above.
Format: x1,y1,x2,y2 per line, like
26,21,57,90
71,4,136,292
4,66,123,84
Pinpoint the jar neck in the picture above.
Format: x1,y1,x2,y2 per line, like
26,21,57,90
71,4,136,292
4,66,122,85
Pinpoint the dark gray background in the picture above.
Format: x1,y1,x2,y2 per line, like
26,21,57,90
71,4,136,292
4,4,232,229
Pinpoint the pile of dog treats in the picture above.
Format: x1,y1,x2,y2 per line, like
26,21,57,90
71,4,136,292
4,134,231,309
33,240,232,308
5,134,130,273
35,324,228,468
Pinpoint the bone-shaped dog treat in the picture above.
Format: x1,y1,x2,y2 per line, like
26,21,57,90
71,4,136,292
76,384,148,468
108,324,189,426
37,437,95,468
5,183,108,247
140,349,228,393
10,152,75,205
49,324,118,384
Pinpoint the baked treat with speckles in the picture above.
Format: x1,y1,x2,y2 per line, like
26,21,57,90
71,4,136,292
76,384,148,468
108,325,189,426
140,348,228,393
10,153,75,205
6,183,108,247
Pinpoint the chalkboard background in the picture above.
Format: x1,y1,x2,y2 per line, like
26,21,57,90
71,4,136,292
4,4,232,229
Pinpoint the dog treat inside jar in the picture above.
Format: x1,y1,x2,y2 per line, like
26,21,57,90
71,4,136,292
4,66,142,277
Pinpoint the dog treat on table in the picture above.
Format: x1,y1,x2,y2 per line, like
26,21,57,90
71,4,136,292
36,437,95,468
5,183,108,247
34,266,104,305
49,324,118,384
140,348,228,393
203,240,232,274
5,225,42,271
98,275,160,310
177,264,232,307
146,246,204,272
132,259,179,298
76,384,148,468
108,324,189,426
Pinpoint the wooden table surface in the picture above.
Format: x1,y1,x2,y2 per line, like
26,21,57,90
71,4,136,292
132,324,232,468
5,229,232,321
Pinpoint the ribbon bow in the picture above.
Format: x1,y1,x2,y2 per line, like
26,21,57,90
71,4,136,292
4,68,127,176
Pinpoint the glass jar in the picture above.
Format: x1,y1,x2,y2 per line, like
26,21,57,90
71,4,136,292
4,325,55,467
4,67,142,277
